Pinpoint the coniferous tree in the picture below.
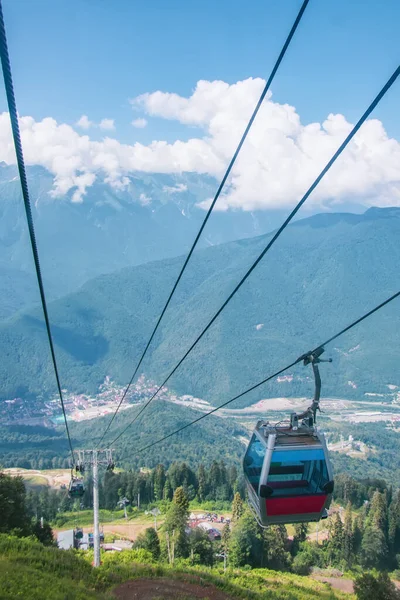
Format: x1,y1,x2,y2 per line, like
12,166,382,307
163,478,173,501
0,472,31,535
352,516,363,562
228,509,263,568
163,486,190,561
197,464,207,502
232,492,244,522
153,464,166,501
343,503,354,568
31,521,55,546
173,486,189,512
134,527,161,560
263,525,291,570
369,490,389,536
292,523,308,555
388,491,400,557
328,512,344,566
361,525,388,569
222,522,231,555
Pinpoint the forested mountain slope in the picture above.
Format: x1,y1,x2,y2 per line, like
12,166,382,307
0,163,288,319
0,400,247,469
1,206,399,405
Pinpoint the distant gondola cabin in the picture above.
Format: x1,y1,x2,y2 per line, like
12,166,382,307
243,420,334,525
68,478,85,498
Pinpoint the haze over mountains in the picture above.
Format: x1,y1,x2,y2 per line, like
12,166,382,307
0,203,399,407
0,163,299,319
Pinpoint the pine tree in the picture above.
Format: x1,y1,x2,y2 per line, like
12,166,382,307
389,491,400,556
232,492,244,522
197,464,207,502
163,478,173,501
173,486,189,513
263,525,291,570
222,522,231,553
369,490,388,536
360,525,388,569
228,510,263,568
164,493,189,560
292,523,308,555
0,472,31,535
328,512,344,566
153,464,166,502
343,503,354,568
134,527,161,560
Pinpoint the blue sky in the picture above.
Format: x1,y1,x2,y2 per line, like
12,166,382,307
0,0,399,213
1,0,399,143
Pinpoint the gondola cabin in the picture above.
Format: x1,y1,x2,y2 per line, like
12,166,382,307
68,478,85,498
244,420,333,526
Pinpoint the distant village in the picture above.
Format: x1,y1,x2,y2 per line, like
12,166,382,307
0,375,190,427
2,371,400,431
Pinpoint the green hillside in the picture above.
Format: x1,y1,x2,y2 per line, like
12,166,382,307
0,534,349,600
0,400,248,469
1,206,400,406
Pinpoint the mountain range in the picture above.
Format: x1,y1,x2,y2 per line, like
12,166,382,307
1,204,399,407
0,163,294,319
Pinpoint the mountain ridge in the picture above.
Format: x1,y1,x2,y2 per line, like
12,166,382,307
0,205,399,408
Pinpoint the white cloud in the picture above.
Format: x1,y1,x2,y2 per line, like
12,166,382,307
163,183,188,194
76,115,93,130
76,115,115,132
133,78,400,211
132,118,148,129
1,77,400,208
99,118,115,131
139,192,151,205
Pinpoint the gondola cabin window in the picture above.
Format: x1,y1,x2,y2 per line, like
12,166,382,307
243,434,265,491
267,448,329,496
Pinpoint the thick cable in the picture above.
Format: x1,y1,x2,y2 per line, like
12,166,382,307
135,289,400,453
96,0,311,446
0,1,74,461
109,65,400,446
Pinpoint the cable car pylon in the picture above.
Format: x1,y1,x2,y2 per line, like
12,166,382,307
243,348,334,527
69,449,115,566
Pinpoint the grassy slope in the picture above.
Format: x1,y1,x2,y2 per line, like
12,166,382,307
0,534,350,600
0,535,107,600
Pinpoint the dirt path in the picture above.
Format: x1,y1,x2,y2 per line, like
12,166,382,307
313,576,354,594
113,578,234,600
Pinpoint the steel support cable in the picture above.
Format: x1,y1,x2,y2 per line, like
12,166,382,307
109,65,400,447
96,0,311,446
0,1,75,461
135,290,400,453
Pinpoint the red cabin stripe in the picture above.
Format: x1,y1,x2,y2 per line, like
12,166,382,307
266,495,327,515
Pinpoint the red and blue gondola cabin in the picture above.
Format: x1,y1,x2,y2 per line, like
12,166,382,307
243,421,334,525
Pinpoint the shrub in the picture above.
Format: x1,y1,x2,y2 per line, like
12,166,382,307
354,572,400,600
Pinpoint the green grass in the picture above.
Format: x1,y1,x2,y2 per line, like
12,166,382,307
22,474,49,490
0,534,110,600
0,533,351,600
53,509,127,527
99,560,352,600
53,507,162,530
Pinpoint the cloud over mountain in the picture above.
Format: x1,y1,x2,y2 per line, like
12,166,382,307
0,77,399,208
